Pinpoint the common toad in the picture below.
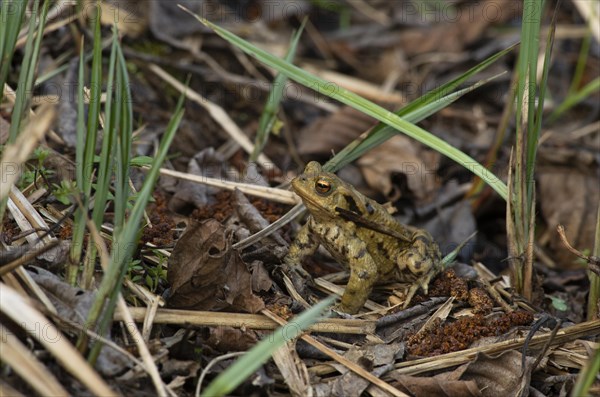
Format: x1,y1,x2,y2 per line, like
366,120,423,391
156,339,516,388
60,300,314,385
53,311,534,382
284,161,442,314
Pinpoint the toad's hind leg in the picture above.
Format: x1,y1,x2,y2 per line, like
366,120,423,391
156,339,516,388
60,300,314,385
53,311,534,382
396,230,441,308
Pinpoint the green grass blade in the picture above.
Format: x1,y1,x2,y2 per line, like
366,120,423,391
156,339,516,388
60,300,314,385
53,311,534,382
90,32,119,231
0,0,27,103
68,45,89,285
183,9,508,201
529,2,557,192
87,89,186,364
549,77,600,123
571,342,600,397
250,18,306,162
82,30,121,288
202,296,335,397
113,43,133,230
68,12,105,285
327,73,506,173
8,0,50,143
394,45,516,119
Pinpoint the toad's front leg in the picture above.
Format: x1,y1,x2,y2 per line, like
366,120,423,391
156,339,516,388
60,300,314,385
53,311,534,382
336,239,379,314
283,224,318,294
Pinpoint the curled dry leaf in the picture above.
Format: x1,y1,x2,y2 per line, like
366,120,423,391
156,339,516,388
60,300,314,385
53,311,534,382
27,267,130,376
167,219,265,313
357,135,440,202
389,350,534,397
458,350,536,397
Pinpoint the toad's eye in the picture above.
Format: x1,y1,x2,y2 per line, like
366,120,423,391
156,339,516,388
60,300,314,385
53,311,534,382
315,179,332,195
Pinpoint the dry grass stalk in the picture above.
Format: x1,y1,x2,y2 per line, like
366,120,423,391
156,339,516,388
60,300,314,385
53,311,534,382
118,307,376,335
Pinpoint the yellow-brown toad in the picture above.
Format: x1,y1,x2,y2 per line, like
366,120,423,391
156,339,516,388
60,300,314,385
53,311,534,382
284,161,441,314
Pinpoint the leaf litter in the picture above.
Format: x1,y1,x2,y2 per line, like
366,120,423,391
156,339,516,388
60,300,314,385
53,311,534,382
1,1,599,396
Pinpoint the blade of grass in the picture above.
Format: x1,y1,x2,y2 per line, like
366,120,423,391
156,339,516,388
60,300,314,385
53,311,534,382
509,0,546,298
571,344,600,397
0,0,27,102
251,19,306,162
0,0,49,232
68,11,104,285
201,296,335,397
86,88,186,364
81,27,121,290
7,0,50,143
326,72,506,174
113,42,133,232
183,8,509,201
587,204,600,321
548,77,600,123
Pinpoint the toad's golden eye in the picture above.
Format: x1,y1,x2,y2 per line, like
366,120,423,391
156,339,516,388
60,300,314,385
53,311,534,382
315,179,332,195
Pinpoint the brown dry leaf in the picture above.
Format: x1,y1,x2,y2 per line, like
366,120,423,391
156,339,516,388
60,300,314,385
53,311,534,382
396,0,517,56
167,219,265,313
389,373,480,397
538,168,599,266
458,350,535,397
297,106,377,156
203,326,260,352
249,261,273,292
357,135,440,201
168,148,229,212
233,188,287,250
159,359,200,390
27,267,130,376
389,350,533,397
321,343,401,397
423,200,477,260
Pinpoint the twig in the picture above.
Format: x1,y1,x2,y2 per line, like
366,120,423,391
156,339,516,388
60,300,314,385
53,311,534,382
557,225,600,273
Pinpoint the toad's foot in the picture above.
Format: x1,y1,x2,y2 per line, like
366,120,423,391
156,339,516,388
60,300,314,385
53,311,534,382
401,270,437,308
280,261,313,299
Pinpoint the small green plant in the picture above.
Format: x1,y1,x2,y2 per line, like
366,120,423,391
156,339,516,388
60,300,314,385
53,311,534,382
18,147,53,187
52,180,77,205
145,263,167,293
127,259,144,284
144,250,168,292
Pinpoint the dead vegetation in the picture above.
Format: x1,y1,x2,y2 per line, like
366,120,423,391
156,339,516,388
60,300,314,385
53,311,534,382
1,1,599,396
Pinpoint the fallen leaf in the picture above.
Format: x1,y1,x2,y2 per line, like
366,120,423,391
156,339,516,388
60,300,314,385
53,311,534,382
458,350,536,397
168,148,230,212
389,373,481,397
538,168,599,267
325,343,402,397
358,135,440,202
203,326,260,353
27,266,130,376
297,106,377,156
167,219,265,313
423,200,477,261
